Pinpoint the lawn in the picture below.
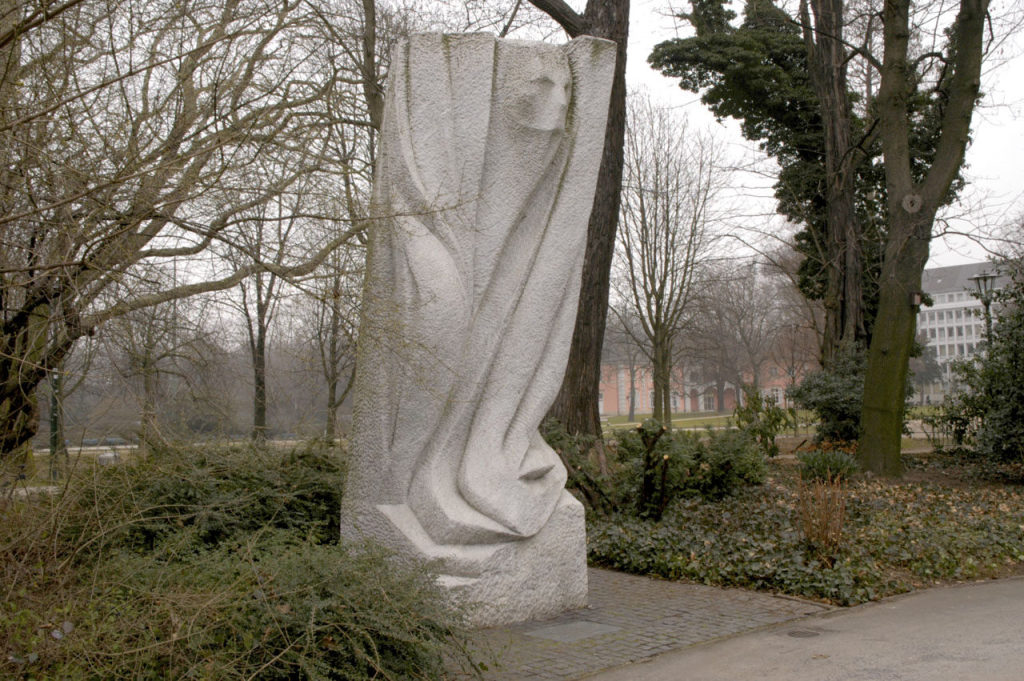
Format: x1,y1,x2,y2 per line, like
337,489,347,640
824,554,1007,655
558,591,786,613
603,411,818,435
587,450,1024,605
604,412,732,430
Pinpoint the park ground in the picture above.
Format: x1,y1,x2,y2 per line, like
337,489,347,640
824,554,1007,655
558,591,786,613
4,426,1024,679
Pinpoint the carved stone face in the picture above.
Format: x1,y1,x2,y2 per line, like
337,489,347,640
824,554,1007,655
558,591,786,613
499,45,571,133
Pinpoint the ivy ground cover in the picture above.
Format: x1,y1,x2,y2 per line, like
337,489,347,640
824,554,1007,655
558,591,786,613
588,457,1024,605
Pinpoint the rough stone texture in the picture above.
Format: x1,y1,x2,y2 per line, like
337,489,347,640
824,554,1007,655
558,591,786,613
341,33,615,626
451,568,832,680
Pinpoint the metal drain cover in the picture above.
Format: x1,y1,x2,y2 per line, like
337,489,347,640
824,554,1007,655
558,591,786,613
787,629,821,638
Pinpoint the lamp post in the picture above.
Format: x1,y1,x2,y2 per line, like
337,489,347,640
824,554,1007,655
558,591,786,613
968,270,997,340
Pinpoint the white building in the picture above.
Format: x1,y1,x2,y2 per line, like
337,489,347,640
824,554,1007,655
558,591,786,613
916,262,1005,403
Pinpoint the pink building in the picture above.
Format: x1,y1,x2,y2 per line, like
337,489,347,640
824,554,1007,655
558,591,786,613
598,361,808,418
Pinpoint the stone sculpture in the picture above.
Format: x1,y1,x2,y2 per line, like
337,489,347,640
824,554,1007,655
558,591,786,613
342,32,615,626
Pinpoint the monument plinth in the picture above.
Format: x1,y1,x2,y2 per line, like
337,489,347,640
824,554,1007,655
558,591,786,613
341,32,615,627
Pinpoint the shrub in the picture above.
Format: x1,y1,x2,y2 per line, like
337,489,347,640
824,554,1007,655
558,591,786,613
797,478,847,563
55,440,346,558
922,359,986,451
929,262,1024,466
797,446,859,483
610,424,765,519
733,386,794,458
540,418,612,512
1,441,478,681
787,344,864,443
971,265,1024,464
685,428,767,500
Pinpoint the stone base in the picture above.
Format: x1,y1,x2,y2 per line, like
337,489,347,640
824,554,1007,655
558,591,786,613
341,490,588,627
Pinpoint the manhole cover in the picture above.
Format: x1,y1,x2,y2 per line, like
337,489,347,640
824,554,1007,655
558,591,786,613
787,629,821,639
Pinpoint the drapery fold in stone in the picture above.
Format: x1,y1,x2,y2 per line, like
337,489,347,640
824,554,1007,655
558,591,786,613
343,32,614,626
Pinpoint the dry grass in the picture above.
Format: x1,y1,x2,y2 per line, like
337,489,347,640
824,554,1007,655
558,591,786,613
797,478,847,563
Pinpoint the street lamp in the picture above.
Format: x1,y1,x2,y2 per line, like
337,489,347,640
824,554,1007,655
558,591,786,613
968,270,997,340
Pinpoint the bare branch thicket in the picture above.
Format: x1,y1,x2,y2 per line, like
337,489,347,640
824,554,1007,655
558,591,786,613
687,260,817,410
0,0,371,458
613,91,732,426
98,270,227,452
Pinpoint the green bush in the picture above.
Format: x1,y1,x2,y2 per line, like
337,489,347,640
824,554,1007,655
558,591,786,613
733,386,794,458
611,423,765,518
53,533,464,680
931,262,1024,466
921,359,986,451
540,418,612,512
797,447,860,482
1,441,478,681
55,440,345,559
787,344,864,443
971,265,1024,464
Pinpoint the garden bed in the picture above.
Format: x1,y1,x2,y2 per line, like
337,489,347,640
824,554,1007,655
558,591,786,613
587,453,1024,606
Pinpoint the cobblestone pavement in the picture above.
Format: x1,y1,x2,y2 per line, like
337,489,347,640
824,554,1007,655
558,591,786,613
453,568,832,681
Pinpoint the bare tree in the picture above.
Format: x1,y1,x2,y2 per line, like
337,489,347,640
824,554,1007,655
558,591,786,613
614,93,728,426
0,0,370,459
717,265,785,391
102,272,220,453
309,253,361,440
231,191,302,444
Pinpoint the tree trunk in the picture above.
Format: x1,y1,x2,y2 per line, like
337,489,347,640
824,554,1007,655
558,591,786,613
140,363,160,455
324,283,342,441
651,339,672,427
627,363,637,422
801,0,865,365
533,0,630,442
1,305,51,461
360,0,384,130
860,0,987,476
252,320,268,443
859,212,931,476
325,375,338,441
47,368,68,480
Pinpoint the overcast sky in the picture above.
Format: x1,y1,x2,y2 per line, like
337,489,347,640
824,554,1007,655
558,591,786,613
620,0,1024,268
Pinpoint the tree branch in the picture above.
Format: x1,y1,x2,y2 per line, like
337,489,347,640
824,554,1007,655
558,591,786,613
527,0,585,37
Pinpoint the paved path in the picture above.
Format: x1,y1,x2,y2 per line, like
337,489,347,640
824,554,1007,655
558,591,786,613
456,568,830,680
583,576,1024,681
